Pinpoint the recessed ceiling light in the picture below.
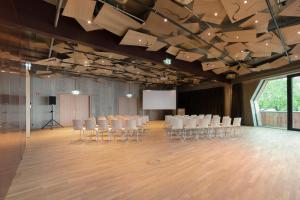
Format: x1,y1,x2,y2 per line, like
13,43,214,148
236,36,239,39
87,20,92,24
138,39,142,42
297,31,300,35
265,42,269,46
47,75,50,78
214,12,218,17
101,60,104,63
241,50,244,53
254,20,259,24
207,32,211,36
164,18,168,22
1,70,5,73
244,0,248,4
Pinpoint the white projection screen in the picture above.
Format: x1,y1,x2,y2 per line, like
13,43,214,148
143,90,176,110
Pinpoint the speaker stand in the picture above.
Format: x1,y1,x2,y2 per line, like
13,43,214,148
42,105,63,129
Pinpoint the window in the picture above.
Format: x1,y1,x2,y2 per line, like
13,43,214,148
251,78,287,129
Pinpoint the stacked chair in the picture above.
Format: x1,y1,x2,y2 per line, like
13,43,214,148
72,115,149,142
166,114,242,141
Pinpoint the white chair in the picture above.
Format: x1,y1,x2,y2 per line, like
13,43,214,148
125,119,139,141
169,118,184,140
184,118,197,140
196,118,210,139
85,119,97,140
97,119,110,141
209,116,221,138
72,120,83,140
204,114,212,120
111,119,125,141
232,117,242,136
221,117,232,137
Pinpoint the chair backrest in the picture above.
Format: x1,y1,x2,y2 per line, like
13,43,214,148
136,117,143,126
233,117,241,126
198,114,204,119
125,119,137,130
211,116,220,127
98,119,108,130
197,118,209,128
85,119,96,130
204,114,212,119
222,117,232,127
172,118,183,129
73,120,83,130
97,116,106,121
112,119,123,130
185,118,197,128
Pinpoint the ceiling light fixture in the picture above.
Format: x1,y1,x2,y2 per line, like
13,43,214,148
163,58,172,65
265,42,269,46
244,0,248,4
236,36,239,39
126,93,133,98
138,39,142,42
214,12,218,17
1,70,5,73
297,31,300,35
87,20,92,24
254,20,259,23
72,79,80,95
25,62,31,70
207,32,211,36
164,18,168,22
72,90,80,95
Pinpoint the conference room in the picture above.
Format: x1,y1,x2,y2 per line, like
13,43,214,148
1,0,300,199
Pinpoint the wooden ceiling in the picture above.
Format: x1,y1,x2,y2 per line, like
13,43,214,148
1,0,300,85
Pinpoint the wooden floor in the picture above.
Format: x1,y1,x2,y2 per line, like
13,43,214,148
5,121,300,200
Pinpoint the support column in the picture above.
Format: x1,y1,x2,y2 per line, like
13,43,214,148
26,69,30,137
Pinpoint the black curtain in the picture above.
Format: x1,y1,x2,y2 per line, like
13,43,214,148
231,83,243,118
178,87,224,116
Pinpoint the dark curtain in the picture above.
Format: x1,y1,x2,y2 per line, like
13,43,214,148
178,87,224,116
231,83,243,118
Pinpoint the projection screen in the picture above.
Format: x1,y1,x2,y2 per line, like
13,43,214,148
143,90,176,110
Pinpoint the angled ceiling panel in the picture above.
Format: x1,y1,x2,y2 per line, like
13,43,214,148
207,42,227,58
220,0,268,23
142,12,178,37
164,35,191,46
166,46,181,56
202,61,226,71
239,12,271,33
175,51,204,62
146,40,167,51
279,0,300,17
281,24,300,45
93,4,141,36
193,0,227,25
154,0,192,24
120,30,157,47
217,29,257,42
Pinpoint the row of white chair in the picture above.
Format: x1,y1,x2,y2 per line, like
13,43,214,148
166,115,242,140
72,115,149,142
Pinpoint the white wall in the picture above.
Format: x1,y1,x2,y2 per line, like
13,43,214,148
30,76,141,129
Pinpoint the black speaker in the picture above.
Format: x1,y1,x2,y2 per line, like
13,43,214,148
49,96,56,105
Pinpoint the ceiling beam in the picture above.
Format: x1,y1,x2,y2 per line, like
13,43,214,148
0,0,227,82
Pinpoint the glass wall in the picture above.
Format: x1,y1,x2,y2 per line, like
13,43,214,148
252,78,287,128
0,68,26,199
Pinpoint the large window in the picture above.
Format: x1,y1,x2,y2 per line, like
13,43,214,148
252,78,287,129
252,74,300,131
